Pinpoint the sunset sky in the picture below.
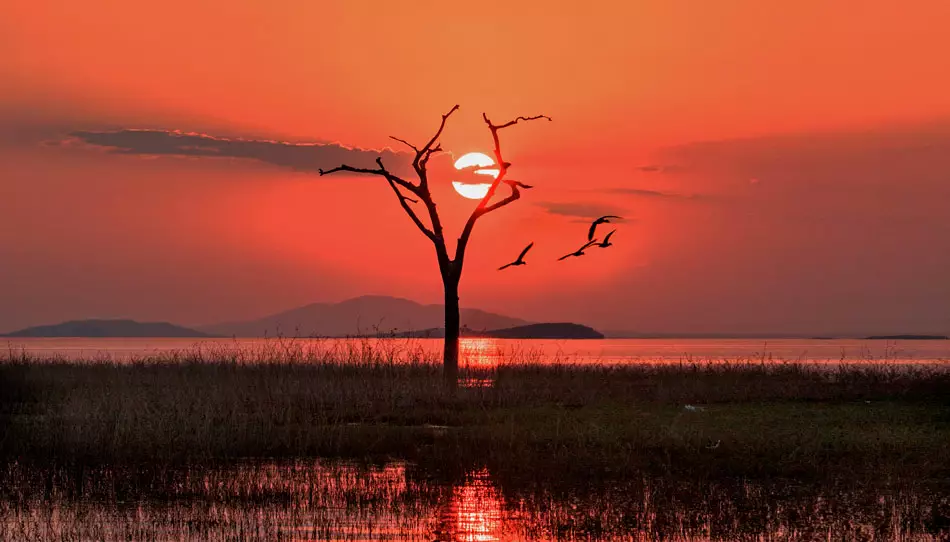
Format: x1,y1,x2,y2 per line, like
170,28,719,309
2,1,949,335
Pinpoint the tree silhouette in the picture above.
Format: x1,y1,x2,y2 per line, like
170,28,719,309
319,105,550,389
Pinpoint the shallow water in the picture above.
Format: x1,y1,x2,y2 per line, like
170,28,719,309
5,337,950,365
1,460,948,541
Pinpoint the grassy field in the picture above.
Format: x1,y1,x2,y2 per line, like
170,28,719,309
2,343,948,481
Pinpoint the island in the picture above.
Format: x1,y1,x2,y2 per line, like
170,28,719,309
391,322,604,340
476,323,604,339
2,319,211,338
863,334,948,340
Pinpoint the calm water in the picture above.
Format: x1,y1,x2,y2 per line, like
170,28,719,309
2,460,948,541
4,337,950,365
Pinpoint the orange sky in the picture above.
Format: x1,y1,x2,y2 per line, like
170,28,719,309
2,1,950,335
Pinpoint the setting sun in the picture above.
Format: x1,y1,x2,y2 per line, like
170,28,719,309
452,151,498,199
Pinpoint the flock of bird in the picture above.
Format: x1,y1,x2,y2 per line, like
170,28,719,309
497,215,622,270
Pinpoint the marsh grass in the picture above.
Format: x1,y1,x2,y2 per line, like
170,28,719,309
2,341,948,480
2,459,949,541
3,459,948,541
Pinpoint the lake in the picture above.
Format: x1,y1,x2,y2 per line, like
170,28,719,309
4,337,950,365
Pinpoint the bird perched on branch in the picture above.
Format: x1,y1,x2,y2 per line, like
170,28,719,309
503,180,534,190
588,215,622,241
498,242,534,270
558,240,598,261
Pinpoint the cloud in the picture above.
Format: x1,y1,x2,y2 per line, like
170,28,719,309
67,129,411,175
636,164,686,173
536,201,629,221
658,120,950,176
603,187,701,199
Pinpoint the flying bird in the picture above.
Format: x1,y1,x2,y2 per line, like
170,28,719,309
595,229,617,248
498,242,534,270
587,215,622,241
557,240,598,261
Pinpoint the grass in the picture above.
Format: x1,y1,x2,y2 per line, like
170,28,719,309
2,341,949,481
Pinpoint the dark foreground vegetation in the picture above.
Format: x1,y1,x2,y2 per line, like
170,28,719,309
2,343,948,484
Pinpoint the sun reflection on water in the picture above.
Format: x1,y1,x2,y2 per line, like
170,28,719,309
1,460,947,540
460,339,501,368
459,339,502,388
438,468,503,542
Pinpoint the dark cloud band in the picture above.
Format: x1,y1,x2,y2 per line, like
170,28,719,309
604,188,697,199
68,129,409,174
536,201,629,220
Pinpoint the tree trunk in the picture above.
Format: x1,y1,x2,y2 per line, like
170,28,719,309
442,278,460,391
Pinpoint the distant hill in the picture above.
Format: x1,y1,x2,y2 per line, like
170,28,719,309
393,323,603,339
199,295,531,338
2,319,210,338
480,323,604,339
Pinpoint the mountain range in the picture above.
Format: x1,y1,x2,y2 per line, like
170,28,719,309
3,296,612,339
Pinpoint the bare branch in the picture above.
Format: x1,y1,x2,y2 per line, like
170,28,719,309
411,105,459,191
420,149,442,170
420,105,460,158
489,114,553,130
388,135,419,152
479,182,522,215
397,107,457,265
386,178,436,242
368,157,421,195
319,164,383,177
320,158,421,200
451,113,551,274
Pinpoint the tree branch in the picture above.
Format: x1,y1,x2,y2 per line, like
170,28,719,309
386,178,436,242
388,136,419,153
492,114,553,130
318,164,382,177
410,107,458,271
319,159,420,197
451,112,550,274
479,182,522,215
319,109,469,279
419,105,459,160
385,107,458,267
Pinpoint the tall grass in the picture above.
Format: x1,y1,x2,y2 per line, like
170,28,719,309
2,342,948,479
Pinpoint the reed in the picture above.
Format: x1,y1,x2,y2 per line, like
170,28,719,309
2,342,948,480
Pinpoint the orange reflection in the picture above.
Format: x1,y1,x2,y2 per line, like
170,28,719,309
459,338,501,388
460,338,500,369
438,469,503,542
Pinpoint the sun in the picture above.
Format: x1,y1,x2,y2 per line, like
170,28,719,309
452,152,498,200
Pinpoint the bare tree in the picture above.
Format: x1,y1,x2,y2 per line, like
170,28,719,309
319,105,550,389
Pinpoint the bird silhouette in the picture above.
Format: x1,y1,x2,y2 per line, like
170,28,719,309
594,229,616,248
558,239,598,261
587,215,622,241
498,242,534,270
503,180,534,189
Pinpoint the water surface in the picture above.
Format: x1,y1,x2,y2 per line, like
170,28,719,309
2,460,947,541
5,337,950,365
